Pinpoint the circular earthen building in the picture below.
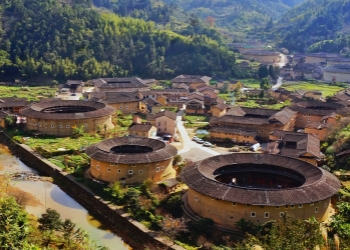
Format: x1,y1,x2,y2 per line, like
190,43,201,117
181,153,340,228
20,100,115,136
86,136,178,184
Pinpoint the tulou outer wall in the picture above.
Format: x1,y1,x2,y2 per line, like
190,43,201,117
25,115,114,136
90,158,174,184
186,189,331,227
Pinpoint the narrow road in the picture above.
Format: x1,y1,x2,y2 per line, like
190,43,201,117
176,110,219,162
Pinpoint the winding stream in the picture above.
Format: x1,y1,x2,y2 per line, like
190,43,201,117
0,144,130,250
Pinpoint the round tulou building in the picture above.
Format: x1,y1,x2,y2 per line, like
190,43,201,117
20,100,115,136
86,136,178,184
181,153,340,228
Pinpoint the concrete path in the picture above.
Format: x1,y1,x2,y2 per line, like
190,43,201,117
176,110,219,161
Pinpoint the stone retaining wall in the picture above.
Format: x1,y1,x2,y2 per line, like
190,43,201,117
0,132,183,250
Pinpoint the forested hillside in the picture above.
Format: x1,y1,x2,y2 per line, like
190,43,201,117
92,0,307,39
276,0,350,54
0,0,237,81
161,0,307,37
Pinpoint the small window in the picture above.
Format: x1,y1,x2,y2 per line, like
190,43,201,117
156,167,160,172
59,121,62,123
161,166,164,170
298,204,303,208
119,106,123,109
107,168,111,172
285,205,289,209
194,196,198,201
44,124,47,128
315,207,318,213
275,206,280,209
51,124,55,128
58,125,63,128
125,106,129,109
131,109,135,113
290,205,295,209
139,170,143,174
84,124,88,127
280,212,285,217
251,212,256,217
145,163,149,166
38,123,41,127
33,123,37,126
264,212,269,218
232,202,237,206
156,162,159,165
132,164,136,167
117,169,121,173
96,165,100,170
128,170,133,175
66,125,70,128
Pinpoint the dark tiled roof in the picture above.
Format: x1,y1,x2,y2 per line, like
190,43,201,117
241,107,278,117
289,101,346,116
155,110,177,120
103,92,141,103
146,114,156,121
268,108,297,125
128,124,154,132
171,75,212,84
20,100,115,120
225,107,246,116
267,131,321,158
86,136,178,164
143,98,161,106
181,153,340,206
0,110,10,118
306,52,339,58
66,80,82,85
186,99,204,105
212,103,230,111
242,50,280,56
93,77,148,89
0,100,31,108
323,64,350,74
155,89,189,93
209,127,257,136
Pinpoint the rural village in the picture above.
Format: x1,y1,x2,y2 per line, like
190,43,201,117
1,47,350,249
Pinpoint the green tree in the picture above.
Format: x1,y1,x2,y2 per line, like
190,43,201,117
259,90,265,98
235,213,323,250
4,115,15,128
38,208,63,232
72,125,85,138
268,65,276,79
0,196,31,249
258,65,269,79
260,78,271,90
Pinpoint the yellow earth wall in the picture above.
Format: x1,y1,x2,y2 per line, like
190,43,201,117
90,158,174,184
187,189,331,227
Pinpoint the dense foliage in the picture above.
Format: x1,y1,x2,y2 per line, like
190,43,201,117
0,193,103,249
0,0,237,81
276,0,350,53
234,214,323,250
162,0,307,37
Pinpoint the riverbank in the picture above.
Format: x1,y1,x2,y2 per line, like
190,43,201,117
0,132,183,250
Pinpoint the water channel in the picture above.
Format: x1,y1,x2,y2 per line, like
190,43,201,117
0,144,130,250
